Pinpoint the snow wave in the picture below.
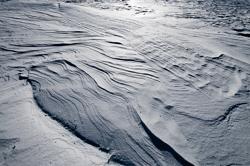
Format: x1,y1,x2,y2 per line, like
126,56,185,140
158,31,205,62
1,0,250,165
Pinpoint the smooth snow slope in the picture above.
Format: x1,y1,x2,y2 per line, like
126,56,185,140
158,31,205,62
1,0,250,165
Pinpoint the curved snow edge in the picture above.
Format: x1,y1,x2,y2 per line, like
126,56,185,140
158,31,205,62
140,119,197,166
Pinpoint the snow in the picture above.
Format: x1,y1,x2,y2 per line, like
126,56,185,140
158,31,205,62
0,80,118,166
1,0,250,165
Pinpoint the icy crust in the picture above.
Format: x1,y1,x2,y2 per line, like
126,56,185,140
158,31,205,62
1,0,250,165
59,0,250,30
162,0,250,30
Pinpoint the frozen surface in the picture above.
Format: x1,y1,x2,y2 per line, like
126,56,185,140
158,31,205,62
1,0,250,165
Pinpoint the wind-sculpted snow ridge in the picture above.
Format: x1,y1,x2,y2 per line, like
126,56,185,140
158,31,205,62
27,58,188,165
1,0,250,165
0,79,118,166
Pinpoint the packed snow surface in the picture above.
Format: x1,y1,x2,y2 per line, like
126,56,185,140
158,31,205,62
1,0,250,165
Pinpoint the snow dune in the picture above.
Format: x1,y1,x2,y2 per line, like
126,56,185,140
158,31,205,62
0,80,118,166
1,0,250,165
